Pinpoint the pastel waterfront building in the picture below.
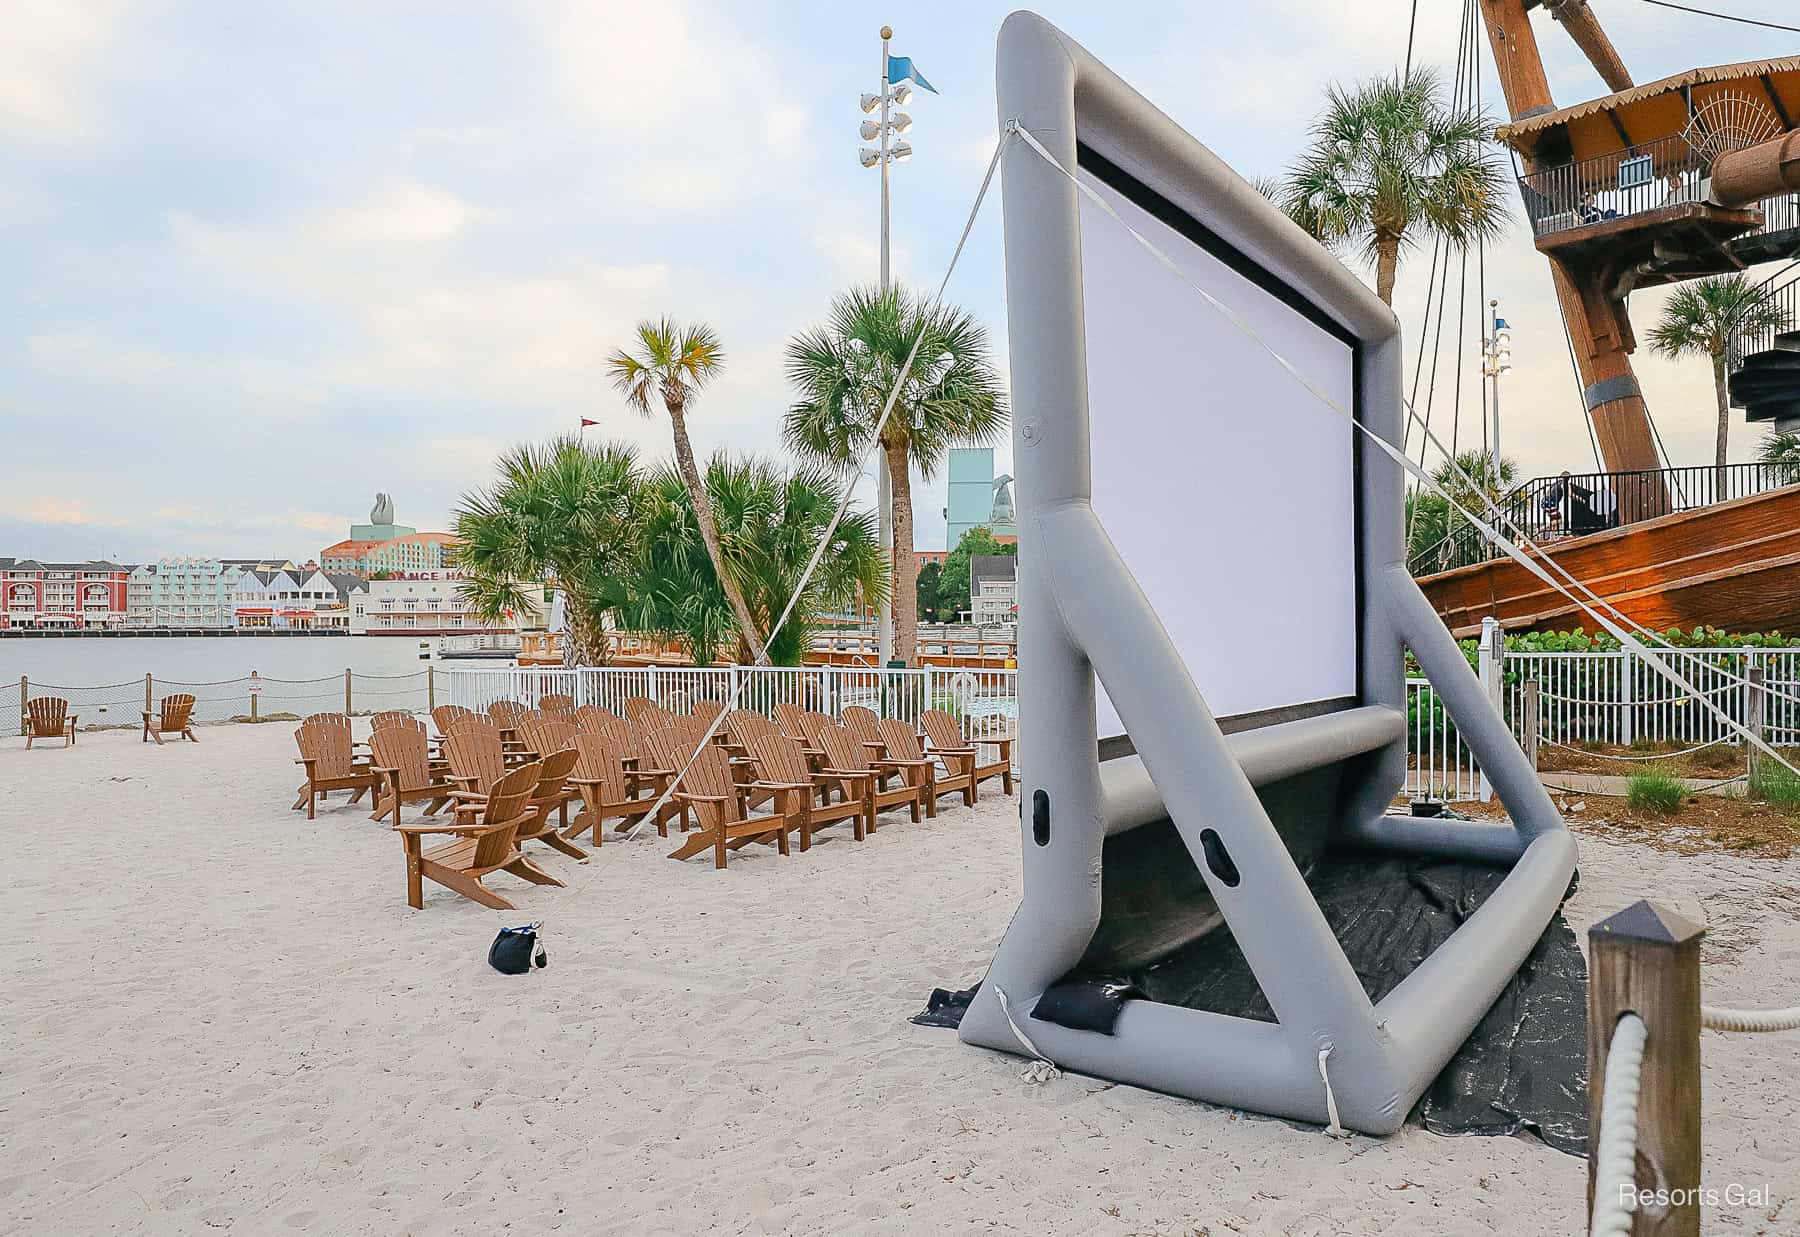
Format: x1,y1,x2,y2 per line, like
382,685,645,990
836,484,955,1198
0,558,132,630
349,572,548,636
230,566,366,630
127,557,278,628
319,493,458,575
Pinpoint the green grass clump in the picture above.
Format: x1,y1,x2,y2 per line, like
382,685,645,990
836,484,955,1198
1748,762,1800,813
1626,770,1687,816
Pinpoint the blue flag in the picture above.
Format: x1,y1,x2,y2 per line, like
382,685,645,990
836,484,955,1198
886,54,938,94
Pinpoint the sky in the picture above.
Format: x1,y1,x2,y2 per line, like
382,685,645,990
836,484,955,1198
3,0,1796,565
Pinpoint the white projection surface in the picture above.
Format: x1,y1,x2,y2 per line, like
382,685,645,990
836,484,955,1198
1078,166,1358,737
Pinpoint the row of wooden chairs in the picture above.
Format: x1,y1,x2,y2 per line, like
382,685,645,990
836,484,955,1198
18,692,198,748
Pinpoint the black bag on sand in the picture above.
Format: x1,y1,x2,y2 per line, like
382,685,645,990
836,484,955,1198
489,924,547,975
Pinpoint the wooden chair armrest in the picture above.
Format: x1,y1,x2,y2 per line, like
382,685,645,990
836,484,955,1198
751,780,812,792
818,767,873,780
392,822,490,836
674,791,732,805
931,745,977,756
874,757,932,768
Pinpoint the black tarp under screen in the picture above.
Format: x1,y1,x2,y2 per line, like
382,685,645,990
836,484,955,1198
916,828,1588,1155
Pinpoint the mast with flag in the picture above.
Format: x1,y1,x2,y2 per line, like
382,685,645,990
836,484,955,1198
858,25,934,665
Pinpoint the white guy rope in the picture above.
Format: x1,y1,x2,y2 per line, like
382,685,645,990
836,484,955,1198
1009,125,1800,787
1316,1048,1346,1138
519,131,1013,933
1589,1013,1649,1237
1701,1003,1800,1032
992,984,1062,1084
1539,736,1731,761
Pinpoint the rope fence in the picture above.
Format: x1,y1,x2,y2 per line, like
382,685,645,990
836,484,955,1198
1585,899,1800,1236
8,669,433,735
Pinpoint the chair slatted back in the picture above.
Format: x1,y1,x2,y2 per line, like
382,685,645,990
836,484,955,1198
487,700,528,729
431,704,474,735
539,694,575,716
521,715,577,758
622,696,659,726
447,714,499,740
445,729,508,795
370,726,433,792
296,719,356,779
373,713,427,739
876,716,926,761
726,709,779,751
840,706,883,748
572,705,618,735
689,697,724,726
919,710,967,754
646,726,732,800
304,711,350,728
472,762,541,869
597,716,642,759
530,747,579,806
773,702,809,740
157,694,196,730
371,710,415,732
798,711,834,752
572,733,633,802
749,733,811,785
816,724,870,775
26,696,69,736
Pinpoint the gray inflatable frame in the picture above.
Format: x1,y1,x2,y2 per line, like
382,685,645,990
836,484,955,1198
957,12,1579,1136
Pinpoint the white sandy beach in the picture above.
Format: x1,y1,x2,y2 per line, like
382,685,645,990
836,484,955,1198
3,721,1797,1236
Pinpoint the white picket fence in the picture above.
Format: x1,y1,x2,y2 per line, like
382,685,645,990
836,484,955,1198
437,638,1796,803
438,663,1019,744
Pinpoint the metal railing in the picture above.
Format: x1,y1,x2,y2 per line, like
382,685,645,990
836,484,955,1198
1519,136,1709,238
1409,460,1800,575
1727,271,1800,371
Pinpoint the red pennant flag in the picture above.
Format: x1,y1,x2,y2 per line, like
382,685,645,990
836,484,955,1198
579,418,600,428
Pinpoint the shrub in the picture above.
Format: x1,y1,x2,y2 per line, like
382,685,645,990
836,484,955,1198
1626,770,1686,816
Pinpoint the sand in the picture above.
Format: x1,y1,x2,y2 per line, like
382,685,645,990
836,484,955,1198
3,722,1797,1236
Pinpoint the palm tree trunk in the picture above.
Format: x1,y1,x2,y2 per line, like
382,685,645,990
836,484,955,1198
563,592,608,666
885,436,917,669
1374,232,1400,306
665,397,769,664
1711,349,1731,486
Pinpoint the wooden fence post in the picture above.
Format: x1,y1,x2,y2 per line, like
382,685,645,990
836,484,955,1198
1523,676,1541,771
145,673,153,715
18,676,26,737
1587,900,1704,1237
1746,663,1765,789
345,668,353,716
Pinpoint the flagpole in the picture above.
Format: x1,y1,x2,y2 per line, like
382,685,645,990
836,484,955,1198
876,23,894,668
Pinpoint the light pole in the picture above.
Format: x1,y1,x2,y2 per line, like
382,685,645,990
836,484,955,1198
858,26,916,665
1481,299,1512,491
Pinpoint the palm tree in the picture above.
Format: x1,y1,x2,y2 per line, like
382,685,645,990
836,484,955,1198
1647,275,1793,472
451,436,641,665
1758,429,1800,482
625,456,887,665
1278,68,1506,305
784,285,1007,667
607,318,768,664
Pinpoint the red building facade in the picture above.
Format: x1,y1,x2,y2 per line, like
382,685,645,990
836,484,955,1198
0,558,132,630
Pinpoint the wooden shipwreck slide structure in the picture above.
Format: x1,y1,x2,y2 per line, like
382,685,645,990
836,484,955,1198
1414,1,1800,635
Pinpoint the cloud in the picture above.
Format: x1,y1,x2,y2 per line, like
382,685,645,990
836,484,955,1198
0,2,131,139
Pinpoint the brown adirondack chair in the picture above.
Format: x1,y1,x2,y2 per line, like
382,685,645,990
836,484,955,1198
623,696,672,731
369,726,456,825
749,732,867,842
141,693,197,745
689,696,725,727
840,705,888,758
395,761,564,910
518,714,576,761
601,716,684,830
571,704,618,735
648,727,794,868
513,747,586,860
724,708,781,759
921,709,1013,797
24,697,77,748
293,720,378,818
879,716,972,811
303,711,349,727
816,724,923,828
443,728,512,821
773,702,811,741
431,704,474,736
538,694,575,716
563,732,667,844
487,700,528,729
